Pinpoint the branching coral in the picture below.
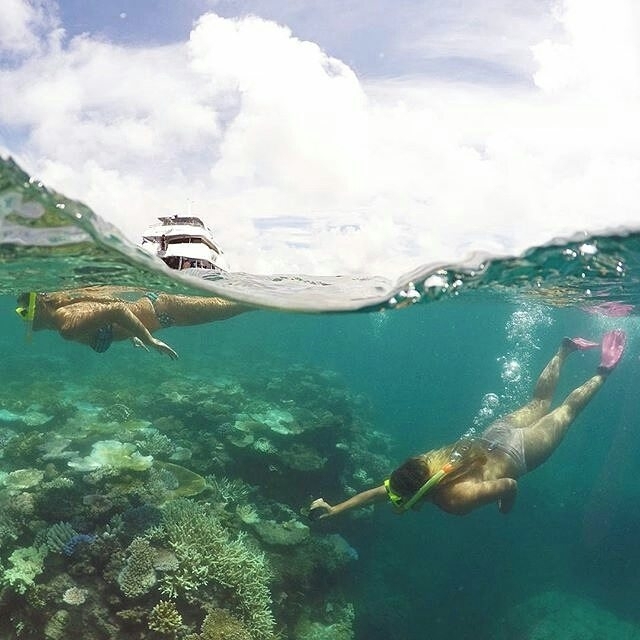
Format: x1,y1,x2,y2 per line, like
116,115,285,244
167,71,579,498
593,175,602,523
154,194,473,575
45,521,77,554
118,537,157,598
148,600,182,635
208,476,251,505
158,499,274,640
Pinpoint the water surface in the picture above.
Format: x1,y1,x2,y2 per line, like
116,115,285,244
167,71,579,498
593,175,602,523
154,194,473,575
1,156,639,640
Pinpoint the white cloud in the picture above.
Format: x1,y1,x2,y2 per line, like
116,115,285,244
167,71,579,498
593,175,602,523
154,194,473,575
532,0,640,97
0,0,60,56
0,0,639,277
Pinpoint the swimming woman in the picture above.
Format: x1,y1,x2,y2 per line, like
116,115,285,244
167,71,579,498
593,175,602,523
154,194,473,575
16,286,250,359
309,330,626,518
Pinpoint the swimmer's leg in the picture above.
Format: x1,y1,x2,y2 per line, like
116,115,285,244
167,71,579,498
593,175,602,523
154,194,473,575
153,295,250,326
523,331,625,470
502,337,598,428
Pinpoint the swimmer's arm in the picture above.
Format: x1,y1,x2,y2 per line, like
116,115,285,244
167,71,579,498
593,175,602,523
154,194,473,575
57,304,178,359
309,485,387,519
441,478,518,515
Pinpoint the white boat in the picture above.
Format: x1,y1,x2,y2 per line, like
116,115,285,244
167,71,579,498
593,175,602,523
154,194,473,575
141,215,229,273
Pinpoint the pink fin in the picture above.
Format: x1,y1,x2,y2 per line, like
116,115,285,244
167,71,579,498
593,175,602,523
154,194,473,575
599,330,626,372
565,337,599,351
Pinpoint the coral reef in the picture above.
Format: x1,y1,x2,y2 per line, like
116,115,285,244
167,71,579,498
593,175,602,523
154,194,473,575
0,361,390,638
159,499,275,639
68,440,153,472
251,518,310,546
118,537,157,598
147,599,182,635
198,608,253,640
62,586,88,605
45,522,77,554
1,545,47,594
3,468,45,491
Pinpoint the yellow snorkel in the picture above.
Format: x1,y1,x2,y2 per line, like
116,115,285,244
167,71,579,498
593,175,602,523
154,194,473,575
15,292,37,342
385,461,456,513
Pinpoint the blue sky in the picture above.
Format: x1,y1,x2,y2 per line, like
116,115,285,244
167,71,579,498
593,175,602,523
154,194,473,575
52,0,558,81
1,0,639,275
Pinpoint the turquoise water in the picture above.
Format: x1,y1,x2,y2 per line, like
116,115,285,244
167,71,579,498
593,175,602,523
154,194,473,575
2,156,640,639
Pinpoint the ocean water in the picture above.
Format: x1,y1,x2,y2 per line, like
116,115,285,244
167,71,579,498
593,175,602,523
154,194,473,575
1,155,640,639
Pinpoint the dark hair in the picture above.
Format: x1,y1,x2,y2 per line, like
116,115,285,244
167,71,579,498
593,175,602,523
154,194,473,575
389,456,430,499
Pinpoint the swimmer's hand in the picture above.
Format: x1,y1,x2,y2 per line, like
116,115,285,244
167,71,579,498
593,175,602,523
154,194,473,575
151,337,179,360
306,498,333,521
131,337,150,351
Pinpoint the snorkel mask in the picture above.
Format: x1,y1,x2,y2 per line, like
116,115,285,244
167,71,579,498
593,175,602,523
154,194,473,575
15,292,37,342
385,461,455,513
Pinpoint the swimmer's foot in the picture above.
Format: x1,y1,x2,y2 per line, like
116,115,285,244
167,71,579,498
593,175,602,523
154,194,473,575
563,336,600,351
598,330,626,373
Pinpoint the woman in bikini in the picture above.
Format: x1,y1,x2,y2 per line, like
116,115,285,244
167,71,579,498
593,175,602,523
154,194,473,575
309,330,626,518
15,286,250,359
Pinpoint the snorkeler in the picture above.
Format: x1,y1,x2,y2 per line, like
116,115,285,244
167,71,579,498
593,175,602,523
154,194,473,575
15,286,250,359
308,330,626,519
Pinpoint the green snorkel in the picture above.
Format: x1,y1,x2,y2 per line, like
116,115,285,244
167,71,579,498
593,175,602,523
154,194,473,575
15,292,37,342
385,461,456,513
385,429,482,513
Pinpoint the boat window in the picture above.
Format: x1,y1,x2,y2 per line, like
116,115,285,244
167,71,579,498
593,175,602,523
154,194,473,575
166,237,206,245
162,257,180,269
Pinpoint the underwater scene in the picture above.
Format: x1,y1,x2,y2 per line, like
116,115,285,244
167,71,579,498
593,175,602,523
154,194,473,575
2,156,640,640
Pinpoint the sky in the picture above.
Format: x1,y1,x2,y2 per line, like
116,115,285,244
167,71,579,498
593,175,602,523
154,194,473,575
1,0,639,276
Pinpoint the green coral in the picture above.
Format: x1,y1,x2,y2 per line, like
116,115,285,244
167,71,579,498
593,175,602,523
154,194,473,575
1,545,47,594
118,537,157,598
148,600,182,635
159,499,274,640
45,522,77,554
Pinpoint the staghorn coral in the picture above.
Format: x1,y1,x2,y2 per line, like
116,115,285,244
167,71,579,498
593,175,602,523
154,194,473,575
148,600,182,635
118,537,157,598
208,476,251,505
136,430,174,456
158,499,274,640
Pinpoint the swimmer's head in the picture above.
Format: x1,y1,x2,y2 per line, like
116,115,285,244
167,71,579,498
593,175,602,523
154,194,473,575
386,455,431,508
